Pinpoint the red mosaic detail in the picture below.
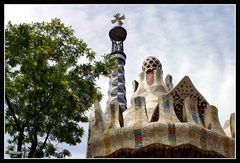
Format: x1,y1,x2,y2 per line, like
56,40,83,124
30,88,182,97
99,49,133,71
146,70,154,86
133,128,143,149
134,136,142,142
169,127,175,135
168,123,176,145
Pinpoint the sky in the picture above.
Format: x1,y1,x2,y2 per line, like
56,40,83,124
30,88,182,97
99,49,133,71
4,4,236,158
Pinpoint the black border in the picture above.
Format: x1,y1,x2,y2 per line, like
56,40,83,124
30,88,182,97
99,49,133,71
1,0,238,4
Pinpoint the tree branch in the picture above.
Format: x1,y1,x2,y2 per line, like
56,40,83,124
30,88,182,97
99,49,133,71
23,94,54,126
5,94,22,130
39,130,51,151
22,93,54,127
37,94,54,115
32,93,55,121
27,124,34,143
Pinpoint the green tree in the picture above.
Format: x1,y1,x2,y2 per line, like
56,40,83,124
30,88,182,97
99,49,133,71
5,18,116,158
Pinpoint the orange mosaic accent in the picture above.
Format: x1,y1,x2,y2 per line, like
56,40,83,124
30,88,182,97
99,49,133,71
165,115,173,123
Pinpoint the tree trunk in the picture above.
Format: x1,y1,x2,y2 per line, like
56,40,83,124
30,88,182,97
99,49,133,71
16,128,24,158
28,142,37,158
28,131,38,158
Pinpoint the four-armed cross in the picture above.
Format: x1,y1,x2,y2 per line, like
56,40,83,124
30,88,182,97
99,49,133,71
111,13,125,26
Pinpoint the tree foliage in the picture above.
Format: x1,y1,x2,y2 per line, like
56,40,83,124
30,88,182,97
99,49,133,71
5,18,116,158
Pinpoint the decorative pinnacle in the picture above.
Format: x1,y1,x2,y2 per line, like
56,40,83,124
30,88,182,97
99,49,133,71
111,13,125,26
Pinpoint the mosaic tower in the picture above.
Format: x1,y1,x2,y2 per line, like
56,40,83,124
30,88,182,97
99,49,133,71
106,13,127,112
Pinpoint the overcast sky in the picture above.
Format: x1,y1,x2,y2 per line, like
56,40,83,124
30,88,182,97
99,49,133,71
4,4,236,158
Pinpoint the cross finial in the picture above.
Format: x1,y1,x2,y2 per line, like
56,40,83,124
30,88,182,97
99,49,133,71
111,13,125,26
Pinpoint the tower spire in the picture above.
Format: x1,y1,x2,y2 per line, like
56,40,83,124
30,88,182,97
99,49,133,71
107,13,127,113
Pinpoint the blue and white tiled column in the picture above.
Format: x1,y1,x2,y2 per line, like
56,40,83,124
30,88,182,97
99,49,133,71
107,52,127,113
